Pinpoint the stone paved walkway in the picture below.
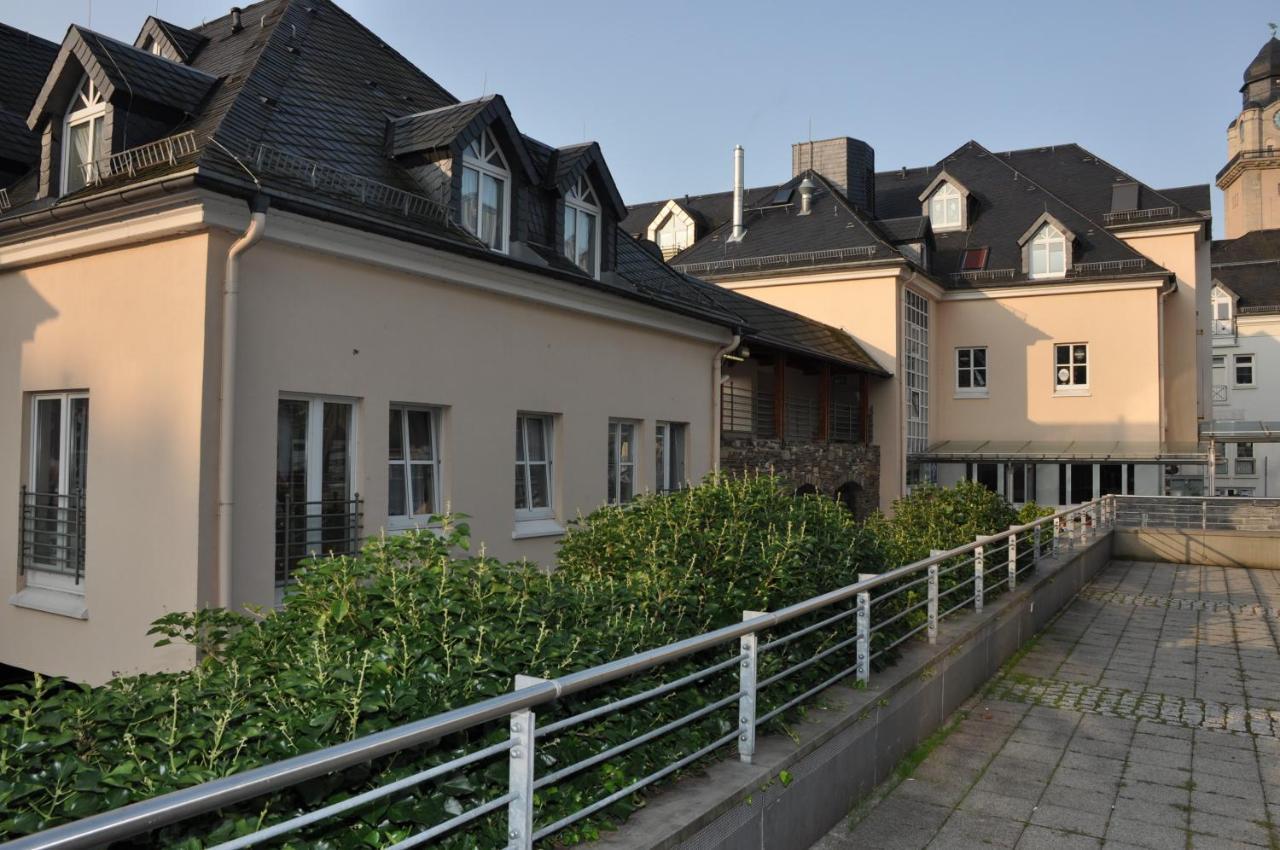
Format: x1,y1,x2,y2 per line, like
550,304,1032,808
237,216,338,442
814,560,1280,850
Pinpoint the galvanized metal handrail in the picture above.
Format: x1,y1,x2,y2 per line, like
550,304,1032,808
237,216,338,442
1112,494,1280,532
4,497,1115,850
78,131,199,188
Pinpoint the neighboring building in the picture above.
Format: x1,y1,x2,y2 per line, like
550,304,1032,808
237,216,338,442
0,3,884,683
1219,37,1280,239
1208,232,1280,496
627,138,1212,511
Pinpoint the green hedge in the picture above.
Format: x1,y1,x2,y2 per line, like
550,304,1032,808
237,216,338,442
0,476,1040,847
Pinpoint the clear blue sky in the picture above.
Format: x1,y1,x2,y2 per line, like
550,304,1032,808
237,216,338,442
5,0,1274,235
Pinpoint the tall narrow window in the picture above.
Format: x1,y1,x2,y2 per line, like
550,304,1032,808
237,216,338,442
928,183,962,229
956,347,987,397
22,393,89,591
1054,343,1089,393
563,175,600,276
388,405,441,528
904,290,930,465
61,77,107,194
607,420,637,504
460,129,509,251
515,414,554,520
1234,353,1255,386
275,397,358,590
1030,223,1067,278
1236,443,1256,476
655,422,687,492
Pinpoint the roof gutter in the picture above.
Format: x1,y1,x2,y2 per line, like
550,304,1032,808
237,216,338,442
218,194,268,609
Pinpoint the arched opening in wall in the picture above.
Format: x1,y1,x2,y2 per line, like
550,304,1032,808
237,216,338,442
834,481,867,520
793,483,818,497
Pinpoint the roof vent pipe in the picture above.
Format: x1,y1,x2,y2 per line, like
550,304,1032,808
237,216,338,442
798,177,815,215
230,6,243,32
729,144,746,242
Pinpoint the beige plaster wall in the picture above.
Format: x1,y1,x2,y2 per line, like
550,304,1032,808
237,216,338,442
1118,227,1208,444
0,234,214,683
932,287,1163,443
227,235,723,610
719,270,904,510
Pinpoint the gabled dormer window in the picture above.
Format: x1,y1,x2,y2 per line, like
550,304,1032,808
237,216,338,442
460,129,509,252
1212,285,1236,335
563,175,600,277
928,182,963,230
62,77,107,195
1029,223,1067,278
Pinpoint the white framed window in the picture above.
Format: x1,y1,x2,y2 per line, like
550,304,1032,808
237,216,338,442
388,405,441,529
276,396,358,590
1030,223,1067,278
955,346,988,397
607,419,637,504
655,421,687,493
515,413,555,521
1236,443,1256,476
460,129,510,252
22,392,89,593
61,77,107,194
1212,287,1235,335
928,182,962,230
1054,343,1089,394
563,175,600,277
1234,353,1255,387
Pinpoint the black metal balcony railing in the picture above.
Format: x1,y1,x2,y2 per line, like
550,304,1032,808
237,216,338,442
721,385,861,443
274,494,363,586
18,486,86,584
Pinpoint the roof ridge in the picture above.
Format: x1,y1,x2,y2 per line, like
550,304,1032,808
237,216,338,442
0,20,58,50
1058,142,1204,221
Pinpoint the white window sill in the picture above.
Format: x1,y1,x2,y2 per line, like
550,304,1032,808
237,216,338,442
1233,385,1257,390
512,518,565,540
10,587,88,620
387,518,444,534
954,391,989,399
1053,387,1091,397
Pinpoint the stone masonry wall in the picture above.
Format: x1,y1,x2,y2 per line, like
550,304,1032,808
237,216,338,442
721,436,880,519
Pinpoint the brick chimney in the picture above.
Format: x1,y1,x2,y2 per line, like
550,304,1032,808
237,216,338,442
791,137,875,217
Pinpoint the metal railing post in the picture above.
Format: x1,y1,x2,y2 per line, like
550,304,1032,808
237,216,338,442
974,538,985,613
927,551,941,643
1007,527,1018,591
1201,500,1207,531
1032,522,1041,565
1052,516,1061,557
508,674,543,850
738,611,762,764
855,588,871,684
1075,508,1086,547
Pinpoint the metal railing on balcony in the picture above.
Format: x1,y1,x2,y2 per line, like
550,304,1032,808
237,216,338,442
830,400,860,442
78,131,200,188
950,268,1015,283
1101,207,1175,225
253,144,450,223
17,487,86,585
1069,258,1148,276
274,494,364,586
3,497,1113,850
721,385,861,443
1113,495,1280,532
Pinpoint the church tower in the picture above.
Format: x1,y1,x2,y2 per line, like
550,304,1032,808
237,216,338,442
1219,36,1280,237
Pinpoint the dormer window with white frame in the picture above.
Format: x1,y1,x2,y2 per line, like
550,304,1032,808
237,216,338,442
61,76,107,195
1029,222,1067,279
460,129,510,252
1212,285,1235,336
928,182,963,230
563,175,600,277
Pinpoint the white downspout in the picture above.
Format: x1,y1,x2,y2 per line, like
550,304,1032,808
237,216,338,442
218,202,267,609
712,333,743,471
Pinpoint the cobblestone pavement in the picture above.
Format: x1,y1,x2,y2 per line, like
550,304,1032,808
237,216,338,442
814,560,1280,850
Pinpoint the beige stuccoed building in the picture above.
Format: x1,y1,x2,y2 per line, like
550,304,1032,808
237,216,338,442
0,6,888,683
627,137,1213,510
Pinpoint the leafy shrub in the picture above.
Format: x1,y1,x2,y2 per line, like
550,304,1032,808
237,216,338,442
0,475,1033,846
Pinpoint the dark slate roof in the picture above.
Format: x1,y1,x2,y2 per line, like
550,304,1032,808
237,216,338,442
388,96,499,157
1212,231,1280,314
29,27,218,125
668,172,897,275
873,215,931,244
1245,38,1280,86
0,23,57,174
1159,184,1212,217
544,141,628,219
139,17,207,62
621,184,777,239
613,233,887,373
